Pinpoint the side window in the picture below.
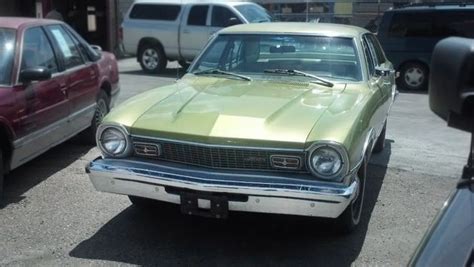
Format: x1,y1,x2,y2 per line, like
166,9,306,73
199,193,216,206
129,4,181,21
388,12,434,38
362,38,376,76
63,26,89,62
21,27,58,73
46,25,84,69
188,5,209,26
367,34,386,65
211,6,241,27
194,39,227,70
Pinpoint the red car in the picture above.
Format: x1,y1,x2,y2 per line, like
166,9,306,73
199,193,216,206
0,18,119,197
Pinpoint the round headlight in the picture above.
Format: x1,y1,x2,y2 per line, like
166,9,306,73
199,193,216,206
309,146,344,180
98,126,130,157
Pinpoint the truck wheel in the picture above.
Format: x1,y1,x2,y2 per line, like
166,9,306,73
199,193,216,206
372,121,386,154
335,154,367,234
139,44,166,74
178,60,190,70
84,91,109,145
399,62,428,91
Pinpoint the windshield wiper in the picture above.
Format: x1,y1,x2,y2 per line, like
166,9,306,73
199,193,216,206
193,69,252,81
264,69,334,88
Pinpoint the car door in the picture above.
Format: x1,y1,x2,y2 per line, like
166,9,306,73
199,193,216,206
45,24,99,135
361,35,388,136
179,5,211,60
12,26,69,168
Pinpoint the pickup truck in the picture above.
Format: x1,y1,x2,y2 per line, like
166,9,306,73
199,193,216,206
121,0,273,73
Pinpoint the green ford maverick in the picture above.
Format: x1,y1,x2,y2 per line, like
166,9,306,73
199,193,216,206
86,23,396,232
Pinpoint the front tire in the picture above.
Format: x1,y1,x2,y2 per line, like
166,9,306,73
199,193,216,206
0,148,4,202
399,62,428,91
128,196,159,208
372,121,386,154
335,156,367,233
84,90,109,145
139,44,166,74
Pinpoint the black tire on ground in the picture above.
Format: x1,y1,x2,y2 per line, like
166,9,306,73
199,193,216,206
84,90,110,145
139,44,167,74
398,62,428,91
0,148,4,202
372,121,386,154
335,154,367,234
178,60,190,70
128,195,159,208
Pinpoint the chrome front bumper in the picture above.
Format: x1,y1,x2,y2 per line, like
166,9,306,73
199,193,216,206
86,158,358,218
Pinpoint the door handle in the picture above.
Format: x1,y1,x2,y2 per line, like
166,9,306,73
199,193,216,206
60,84,68,95
183,29,190,34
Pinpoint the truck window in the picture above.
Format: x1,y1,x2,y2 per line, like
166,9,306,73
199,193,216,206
129,4,181,21
388,12,434,37
432,11,474,38
212,6,241,27
188,5,209,26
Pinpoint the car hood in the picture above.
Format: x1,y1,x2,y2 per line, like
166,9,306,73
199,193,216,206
129,75,346,147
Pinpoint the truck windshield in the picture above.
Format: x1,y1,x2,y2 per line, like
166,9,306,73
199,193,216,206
235,4,273,23
191,34,362,82
0,28,16,85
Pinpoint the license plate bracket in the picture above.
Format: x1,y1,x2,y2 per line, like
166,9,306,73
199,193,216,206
180,192,229,219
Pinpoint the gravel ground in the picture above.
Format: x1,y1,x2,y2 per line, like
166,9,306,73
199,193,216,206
0,59,469,266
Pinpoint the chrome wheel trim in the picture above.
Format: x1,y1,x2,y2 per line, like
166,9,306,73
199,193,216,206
142,48,159,70
404,67,425,88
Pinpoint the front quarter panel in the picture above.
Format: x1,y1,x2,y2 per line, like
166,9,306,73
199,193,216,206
306,84,382,171
102,84,177,129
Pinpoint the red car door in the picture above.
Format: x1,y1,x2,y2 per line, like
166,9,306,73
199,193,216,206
11,26,69,168
45,24,98,134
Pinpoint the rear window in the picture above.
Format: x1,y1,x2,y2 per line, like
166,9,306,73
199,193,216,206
129,4,181,21
388,10,474,38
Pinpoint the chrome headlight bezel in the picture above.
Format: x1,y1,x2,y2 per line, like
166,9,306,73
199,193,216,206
307,142,350,181
96,124,132,158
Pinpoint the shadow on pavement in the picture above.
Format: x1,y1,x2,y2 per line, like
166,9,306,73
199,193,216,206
69,141,392,266
1,137,93,208
120,67,186,79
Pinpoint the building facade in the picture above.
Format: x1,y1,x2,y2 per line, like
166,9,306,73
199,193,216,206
0,0,120,53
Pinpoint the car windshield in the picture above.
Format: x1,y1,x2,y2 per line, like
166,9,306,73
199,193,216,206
0,28,16,85
235,4,274,23
191,34,362,82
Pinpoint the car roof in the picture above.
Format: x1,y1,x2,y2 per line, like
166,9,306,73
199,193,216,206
132,0,252,5
388,3,474,12
219,22,368,38
0,17,60,29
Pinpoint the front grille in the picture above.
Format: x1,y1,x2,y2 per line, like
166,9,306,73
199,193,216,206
132,138,307,172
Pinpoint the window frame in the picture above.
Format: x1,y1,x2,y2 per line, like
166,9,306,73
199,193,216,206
362,35,377,77
45,24,85,70
20,26,60,75
129,4,182,21
211,5,242,28
187,5,210,26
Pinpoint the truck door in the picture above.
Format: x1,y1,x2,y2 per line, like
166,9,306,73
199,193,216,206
179,5,211,61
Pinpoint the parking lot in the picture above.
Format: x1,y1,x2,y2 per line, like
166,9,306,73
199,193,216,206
0,58,470,266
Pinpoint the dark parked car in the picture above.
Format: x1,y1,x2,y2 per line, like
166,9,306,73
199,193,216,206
409,37,474,266
0,18,120,198
377,3,474,90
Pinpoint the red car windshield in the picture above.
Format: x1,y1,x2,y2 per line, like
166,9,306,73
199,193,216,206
0,28,16,85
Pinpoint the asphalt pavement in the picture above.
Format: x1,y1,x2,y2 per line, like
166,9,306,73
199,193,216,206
0,58,469,266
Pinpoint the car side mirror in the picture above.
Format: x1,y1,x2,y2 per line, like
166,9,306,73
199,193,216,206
226,17,241,27
429,37,474,132
90,45,102,52
374,66,392,77
20,67,52,84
